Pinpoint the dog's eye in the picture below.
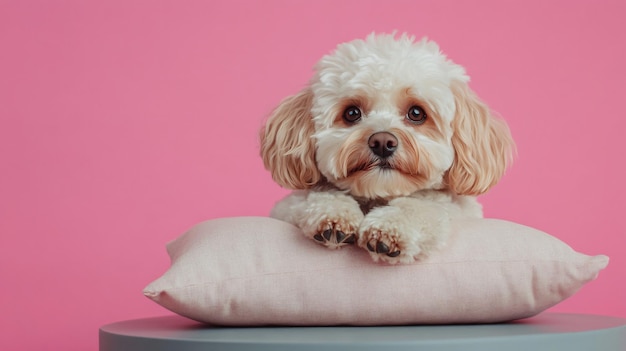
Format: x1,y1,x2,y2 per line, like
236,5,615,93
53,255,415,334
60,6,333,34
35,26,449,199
406,105,427,124
342,106,362,124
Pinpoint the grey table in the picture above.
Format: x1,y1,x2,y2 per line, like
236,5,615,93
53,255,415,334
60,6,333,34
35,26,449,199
100,313,626,351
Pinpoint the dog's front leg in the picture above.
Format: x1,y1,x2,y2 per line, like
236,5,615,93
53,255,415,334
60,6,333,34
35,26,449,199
270,190,364,249
358,194,458,264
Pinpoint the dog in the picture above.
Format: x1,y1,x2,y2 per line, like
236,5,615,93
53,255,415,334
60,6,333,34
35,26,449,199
260,33,514,264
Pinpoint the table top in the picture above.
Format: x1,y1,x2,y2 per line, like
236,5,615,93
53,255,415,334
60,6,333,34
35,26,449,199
100,313,626,351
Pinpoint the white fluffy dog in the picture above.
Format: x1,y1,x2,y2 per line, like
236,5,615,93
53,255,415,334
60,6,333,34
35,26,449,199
260,33,514,264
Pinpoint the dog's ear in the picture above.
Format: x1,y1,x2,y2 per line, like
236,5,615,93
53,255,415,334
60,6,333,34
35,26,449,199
444,82,515,195
260,88,321,189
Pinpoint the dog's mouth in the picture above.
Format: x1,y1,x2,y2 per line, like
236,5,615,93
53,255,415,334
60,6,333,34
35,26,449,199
348,158,396,175
378,160,393,169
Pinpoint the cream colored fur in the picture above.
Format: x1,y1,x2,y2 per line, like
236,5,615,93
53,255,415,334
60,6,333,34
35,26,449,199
260,33,514,264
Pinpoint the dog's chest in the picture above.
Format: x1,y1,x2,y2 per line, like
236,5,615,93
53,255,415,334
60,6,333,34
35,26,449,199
356,197,389,214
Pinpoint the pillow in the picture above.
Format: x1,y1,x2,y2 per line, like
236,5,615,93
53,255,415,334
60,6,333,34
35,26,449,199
143,217,608,326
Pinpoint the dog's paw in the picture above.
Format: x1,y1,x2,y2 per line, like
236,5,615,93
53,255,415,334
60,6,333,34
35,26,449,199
293,190,364,250
358,225,409,264
362,229,402,257
357,202,445,264
311,219,358,249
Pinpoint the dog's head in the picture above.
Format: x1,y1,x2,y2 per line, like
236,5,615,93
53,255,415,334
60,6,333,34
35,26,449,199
261,33,514,199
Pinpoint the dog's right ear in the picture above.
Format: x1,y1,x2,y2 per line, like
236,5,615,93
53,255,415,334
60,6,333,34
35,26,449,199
260,88,320,189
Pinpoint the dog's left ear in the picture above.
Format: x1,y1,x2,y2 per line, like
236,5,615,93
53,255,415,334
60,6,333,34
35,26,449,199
444,82,515,195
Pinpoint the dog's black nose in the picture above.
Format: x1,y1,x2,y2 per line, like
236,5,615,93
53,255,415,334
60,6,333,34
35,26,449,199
368,132,398,158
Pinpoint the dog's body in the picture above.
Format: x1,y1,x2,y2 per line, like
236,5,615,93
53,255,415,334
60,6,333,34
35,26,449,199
260,34,514,264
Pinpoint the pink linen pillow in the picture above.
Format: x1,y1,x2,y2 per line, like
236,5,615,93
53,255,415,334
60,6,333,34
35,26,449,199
143,216,608,325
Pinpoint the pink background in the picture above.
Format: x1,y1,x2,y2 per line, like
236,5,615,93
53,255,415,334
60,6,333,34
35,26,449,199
1,0,624,349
